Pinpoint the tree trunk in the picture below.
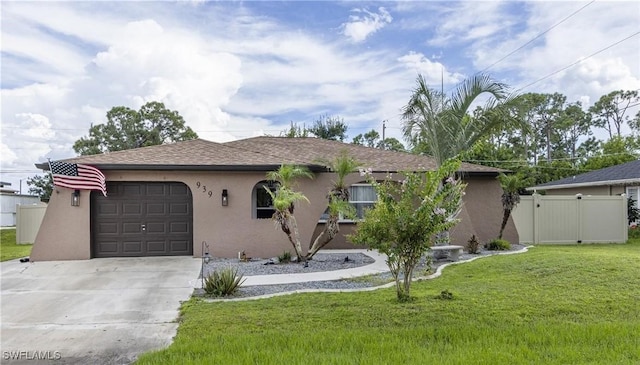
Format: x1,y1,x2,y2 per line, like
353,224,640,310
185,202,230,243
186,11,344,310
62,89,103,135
278,212,305,261
306,215,339,260
498,208,512,239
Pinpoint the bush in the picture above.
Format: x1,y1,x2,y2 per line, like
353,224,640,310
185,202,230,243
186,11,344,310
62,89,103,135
277,251,292,263
435,290,454,300
204,267,246,297
485,239,511,251
629,225,640,239
466,234,481,254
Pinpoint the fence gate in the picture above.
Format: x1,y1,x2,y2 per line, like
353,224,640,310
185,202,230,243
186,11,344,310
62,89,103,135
512,194,628,244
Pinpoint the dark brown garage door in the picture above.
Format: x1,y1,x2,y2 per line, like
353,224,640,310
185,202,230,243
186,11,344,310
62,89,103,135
91,182,193,258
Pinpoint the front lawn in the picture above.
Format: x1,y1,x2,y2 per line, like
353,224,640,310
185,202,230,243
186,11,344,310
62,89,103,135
0,229,32,262
137,240,640,365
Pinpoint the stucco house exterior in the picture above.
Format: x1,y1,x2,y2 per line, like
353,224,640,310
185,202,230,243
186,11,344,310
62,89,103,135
31,137,518,261
530,159,640,204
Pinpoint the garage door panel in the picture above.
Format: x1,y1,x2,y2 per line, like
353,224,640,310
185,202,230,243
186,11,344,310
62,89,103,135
96,222,119,234
170,240,189,253
147,203,166,215
123,222,142,234
92,182,193,258
123,241,143,253
170,203,188,215
146,222,166,234
146,240,167,253
97,241,118,254
170,222,188,233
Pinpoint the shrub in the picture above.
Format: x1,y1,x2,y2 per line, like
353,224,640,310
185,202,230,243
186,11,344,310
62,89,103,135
204,267,246,297
277,251,292,263
485,239,511,251
629,225,640,239
466,234,481,254
436,290,454,300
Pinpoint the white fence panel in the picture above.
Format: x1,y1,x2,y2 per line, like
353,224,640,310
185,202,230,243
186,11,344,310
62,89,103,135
512,194,627,244
16,203,47,244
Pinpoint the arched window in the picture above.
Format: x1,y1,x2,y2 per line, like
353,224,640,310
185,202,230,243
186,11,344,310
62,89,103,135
252,180,279,219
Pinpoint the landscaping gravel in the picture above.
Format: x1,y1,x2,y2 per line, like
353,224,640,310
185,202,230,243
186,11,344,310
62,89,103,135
198,244,529,299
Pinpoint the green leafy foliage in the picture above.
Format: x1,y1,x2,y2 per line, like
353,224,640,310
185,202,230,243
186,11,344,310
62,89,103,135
485,239,511,251
350,159,466,301
73,101,197,155
203,267,246,297
628,197,639,225
277,251,292,264
26,174,52,202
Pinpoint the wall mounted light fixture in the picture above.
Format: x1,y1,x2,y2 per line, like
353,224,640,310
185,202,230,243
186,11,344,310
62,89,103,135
221,189,229,206
71,190,80,207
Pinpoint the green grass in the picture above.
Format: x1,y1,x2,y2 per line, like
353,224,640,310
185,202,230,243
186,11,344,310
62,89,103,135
0,229,32,262
136,239,640,365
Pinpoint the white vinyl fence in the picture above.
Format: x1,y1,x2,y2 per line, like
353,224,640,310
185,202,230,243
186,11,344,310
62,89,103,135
512,194,628,244
16,203,47,244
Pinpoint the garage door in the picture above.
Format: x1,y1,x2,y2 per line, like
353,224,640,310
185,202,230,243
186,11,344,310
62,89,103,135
91,182,193,257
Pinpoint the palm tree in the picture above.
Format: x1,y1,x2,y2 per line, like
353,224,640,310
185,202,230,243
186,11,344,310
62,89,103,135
497,173,522,239
402,73,513,166
307,150,360,259
265,165,313,261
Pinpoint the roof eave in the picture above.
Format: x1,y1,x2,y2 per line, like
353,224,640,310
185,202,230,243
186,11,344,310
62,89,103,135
528,177,640,191
35,163,330,172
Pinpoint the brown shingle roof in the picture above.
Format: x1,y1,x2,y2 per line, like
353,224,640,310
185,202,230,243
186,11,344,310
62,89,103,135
39,137,502,173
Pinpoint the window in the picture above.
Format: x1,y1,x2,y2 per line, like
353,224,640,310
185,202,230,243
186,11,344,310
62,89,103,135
319,184,377,222
253,181,279,219
350,184,377,219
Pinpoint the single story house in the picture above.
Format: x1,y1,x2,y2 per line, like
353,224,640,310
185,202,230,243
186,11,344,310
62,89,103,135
530,159,640,205
0,182,41,227
31,136,518,261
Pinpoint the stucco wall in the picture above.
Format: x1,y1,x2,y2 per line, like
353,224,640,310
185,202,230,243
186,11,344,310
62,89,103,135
317,174,519,249
32,170,519,261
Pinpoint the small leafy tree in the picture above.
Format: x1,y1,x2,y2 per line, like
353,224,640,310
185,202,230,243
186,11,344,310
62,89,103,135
497,173,523,239
628,196,639,225
265,165,313,261
307,150,359,259
27,174,53,202
350,159,466,301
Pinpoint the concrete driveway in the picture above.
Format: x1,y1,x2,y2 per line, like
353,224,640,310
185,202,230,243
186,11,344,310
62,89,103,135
1,257,201,364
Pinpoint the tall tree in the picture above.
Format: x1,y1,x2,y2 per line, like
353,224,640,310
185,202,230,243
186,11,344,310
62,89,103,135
73,101,197,155
352,128,406,151
402,73,512,166
307,115,348,141
589,90,640,138
265,165,314,261
307,151,359,259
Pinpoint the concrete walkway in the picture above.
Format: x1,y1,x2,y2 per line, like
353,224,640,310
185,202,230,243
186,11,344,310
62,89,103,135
241,249,390,286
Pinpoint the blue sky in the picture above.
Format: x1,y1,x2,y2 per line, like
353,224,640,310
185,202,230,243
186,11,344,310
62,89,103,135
1,1,639,191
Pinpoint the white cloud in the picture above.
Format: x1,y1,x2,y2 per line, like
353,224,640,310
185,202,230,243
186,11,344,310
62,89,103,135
397,52,464,85
341,7,392,43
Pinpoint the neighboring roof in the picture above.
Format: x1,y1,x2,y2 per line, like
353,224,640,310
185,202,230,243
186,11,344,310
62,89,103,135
530,159,640,191
36,137,503,174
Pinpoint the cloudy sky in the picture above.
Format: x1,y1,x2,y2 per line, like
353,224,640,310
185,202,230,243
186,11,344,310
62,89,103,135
1,1,639,192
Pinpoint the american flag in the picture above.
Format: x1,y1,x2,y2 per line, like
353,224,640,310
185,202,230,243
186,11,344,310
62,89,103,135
49,161,107,197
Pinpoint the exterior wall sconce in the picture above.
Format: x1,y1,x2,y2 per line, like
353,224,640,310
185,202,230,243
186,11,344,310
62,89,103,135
71,190,80,206
221,189,228,206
